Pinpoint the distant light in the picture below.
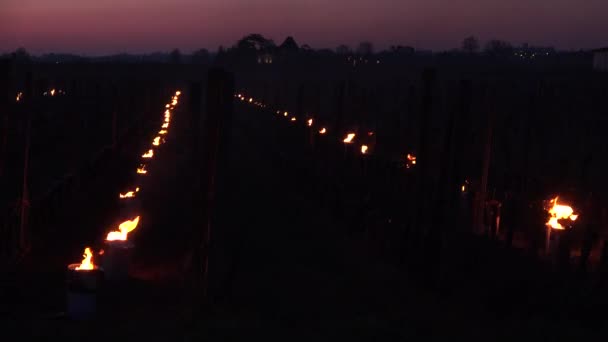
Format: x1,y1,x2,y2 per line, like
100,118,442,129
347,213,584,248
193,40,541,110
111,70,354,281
319,127,327,134
291,117,296,122
343,133,355,144
307,118,313,127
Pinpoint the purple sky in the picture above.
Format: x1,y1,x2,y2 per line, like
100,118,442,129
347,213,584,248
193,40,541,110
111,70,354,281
1,0,606,55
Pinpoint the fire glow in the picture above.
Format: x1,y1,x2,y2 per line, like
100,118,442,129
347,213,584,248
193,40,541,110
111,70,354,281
361,145,369,154
75,247,95,270
162,122,169,129
119,187,139,199
291,117,296,122
546,197,578,230
159,130,167,135
307,118,313,127
319,127,327,134
137,165,147,174
343,133,356,144
106,216,140,241
142,149,154,159
153,137,161,146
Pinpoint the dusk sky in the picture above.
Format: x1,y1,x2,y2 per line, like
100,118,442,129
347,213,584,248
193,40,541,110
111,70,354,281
1,0,606,55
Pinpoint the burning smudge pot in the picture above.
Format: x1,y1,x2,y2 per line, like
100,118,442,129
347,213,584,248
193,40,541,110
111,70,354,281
67,247,103,319
102,216,140,282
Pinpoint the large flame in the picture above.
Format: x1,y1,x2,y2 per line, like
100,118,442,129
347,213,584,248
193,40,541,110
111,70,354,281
106,216,140,241
343,133,356,143
75,247,95,270
546,197,578,230
142,149,154,158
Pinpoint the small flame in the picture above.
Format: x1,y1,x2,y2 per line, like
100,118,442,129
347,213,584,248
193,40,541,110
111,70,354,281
75,247,95,270
249,98,253,103
361,145,368,154
407,154,417,165
175,91,181,96
153,137,161,146
106,216,140,241
461,185,466,192
142,149,154,158
291,117,296,122
546,197,578,230
284,111,288,117
16,92,23,102
159,130,167,135
137,165,147,174
119,190,136,199
319,127,327,134
368,131,374,136
276,110,281,114
343,133,356,143
166,104,170,108
50,89,56,96
307,118,313,127
162,122,169,129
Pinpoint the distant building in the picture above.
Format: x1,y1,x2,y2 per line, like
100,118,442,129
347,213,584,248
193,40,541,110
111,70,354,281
593,48,608,71
257,53,273,64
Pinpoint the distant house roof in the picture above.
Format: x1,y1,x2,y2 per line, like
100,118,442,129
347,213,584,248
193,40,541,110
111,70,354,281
593,47,608,53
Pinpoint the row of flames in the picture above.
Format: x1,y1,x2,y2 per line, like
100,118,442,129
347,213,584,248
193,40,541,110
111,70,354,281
75,90,182,270
236,93,580,233
235,93,416,166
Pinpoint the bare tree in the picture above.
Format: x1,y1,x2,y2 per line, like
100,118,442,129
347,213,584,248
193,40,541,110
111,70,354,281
336,44,351,55
484,40,513,57
169,48,181,63
356,42,374,56
462,36,480,54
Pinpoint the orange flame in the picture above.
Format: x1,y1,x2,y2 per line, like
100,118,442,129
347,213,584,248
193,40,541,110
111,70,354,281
172,99,177,105
153,137,161,146
50,89,56,96
407,154,417,165
319,127,327,134
361,145,368,154
162,122,169,129
75,247,95,270
137,165,147,174
142,149,154,158
165,104,170,108
284,111,288,117
291,117,296,122
343,133,356,143
159,130,167,135
106,216,140,241
16,92,23,102
175,91,181,96
307,118,313,127
546,197,578,230
249,98,253,103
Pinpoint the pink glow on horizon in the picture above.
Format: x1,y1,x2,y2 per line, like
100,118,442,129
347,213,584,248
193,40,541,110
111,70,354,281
1,0,607,55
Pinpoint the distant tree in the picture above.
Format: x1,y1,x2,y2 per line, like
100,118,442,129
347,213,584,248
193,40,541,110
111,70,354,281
356,42,374,56
301,44,312,51
462,36,480,54
336,44,351,55
484,39,513,57
279,36,299,52
12,47,30,62
169,48,181,63
390,45,415,54
236,34,275,52
192,48,210,63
